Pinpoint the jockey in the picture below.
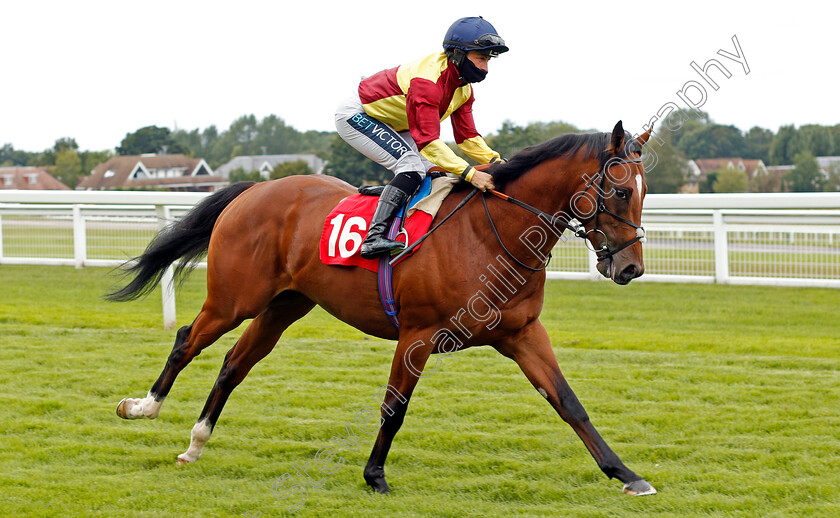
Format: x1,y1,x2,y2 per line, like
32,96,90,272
335,16,509,259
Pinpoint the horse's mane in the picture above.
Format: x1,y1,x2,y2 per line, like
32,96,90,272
488,131,641,190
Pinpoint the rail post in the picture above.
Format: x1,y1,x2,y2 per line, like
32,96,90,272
713,210,729,283
588,249,601,280
72,205,87,269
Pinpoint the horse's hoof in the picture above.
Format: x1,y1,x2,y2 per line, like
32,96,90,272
623,479,657,496
367,477,390,494
116,398,130,419
364,467,390,493
176,455,192,467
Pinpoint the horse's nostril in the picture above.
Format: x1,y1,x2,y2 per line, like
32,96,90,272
621,265,638,279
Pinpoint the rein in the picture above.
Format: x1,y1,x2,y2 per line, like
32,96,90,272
481,191,553,271
388,189,479,266
388,156,646,269
481,156,646,269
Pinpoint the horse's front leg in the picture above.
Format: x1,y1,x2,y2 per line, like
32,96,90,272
495,320,656,496
364,331,433,493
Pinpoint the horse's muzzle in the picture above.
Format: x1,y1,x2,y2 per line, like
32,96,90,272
597,257,644,285
616,263,643,284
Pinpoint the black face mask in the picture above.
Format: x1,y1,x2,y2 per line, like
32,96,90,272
456,57,487,84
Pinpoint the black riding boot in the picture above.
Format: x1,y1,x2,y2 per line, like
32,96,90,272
360,184,410,259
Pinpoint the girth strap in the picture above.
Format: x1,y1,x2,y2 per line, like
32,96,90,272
377,215,403,329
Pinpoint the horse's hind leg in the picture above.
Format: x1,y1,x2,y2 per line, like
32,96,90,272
177,291,315,465
116,304,244,420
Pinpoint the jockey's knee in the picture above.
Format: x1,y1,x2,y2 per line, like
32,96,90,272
394,154,427,178
390,171,422,194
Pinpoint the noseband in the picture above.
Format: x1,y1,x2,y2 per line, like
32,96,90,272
483,155,646,271
575,156,647,262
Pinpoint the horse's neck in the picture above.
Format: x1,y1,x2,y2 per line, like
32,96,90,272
478,157,587,270
506,155,589,231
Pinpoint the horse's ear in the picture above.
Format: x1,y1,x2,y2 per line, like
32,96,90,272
637,124,654,146
610,120,625,153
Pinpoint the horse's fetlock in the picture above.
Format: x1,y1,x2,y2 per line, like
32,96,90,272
364,465,385,480
191,419,213,443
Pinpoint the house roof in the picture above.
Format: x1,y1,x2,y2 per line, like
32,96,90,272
78,154,215,189
691,158,766,179
692,159,734,175
816,156,840,171
216,154,326,178
0,166,71,190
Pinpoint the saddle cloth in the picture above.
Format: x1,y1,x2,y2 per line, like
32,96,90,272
319,176,458,272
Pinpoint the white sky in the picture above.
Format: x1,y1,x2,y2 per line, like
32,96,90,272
0,0,834,152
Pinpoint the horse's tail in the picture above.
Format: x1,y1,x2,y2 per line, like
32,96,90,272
106,181,257,302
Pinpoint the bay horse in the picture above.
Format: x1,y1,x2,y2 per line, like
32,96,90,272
111,121,656,496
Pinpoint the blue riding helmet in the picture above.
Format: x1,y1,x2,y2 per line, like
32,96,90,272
442,16,509,57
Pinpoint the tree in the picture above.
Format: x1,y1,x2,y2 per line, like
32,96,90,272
229,167,263,183
676,124,746,160
256,115,301,155
117,126,188,156
80,149,113,179
749,168,779,193
172,128,202,158
323,134,390,185
644,135,689,194
53,148,83,188
54,137,79,152
270,160,312,179
667,109,709,149
485,120,580,158
743,126,773,162
785,151,824,192
712,168,748,193
173,125,223,164
831,125,840,156
798,124,834,157
194,115,332,168
0,143,33,166
22,138,84,168
768,125,800,165
205,115,259,165
699,171,718,193
824,163,840,192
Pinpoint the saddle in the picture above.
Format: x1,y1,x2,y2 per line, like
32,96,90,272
357,184,385,196
319,175,458,273
318,175,459,329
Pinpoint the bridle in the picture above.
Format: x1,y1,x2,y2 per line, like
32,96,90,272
483,155,646,271
388,154,647,271
574,156,647,262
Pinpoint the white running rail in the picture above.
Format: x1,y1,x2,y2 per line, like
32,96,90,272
2,190,839,328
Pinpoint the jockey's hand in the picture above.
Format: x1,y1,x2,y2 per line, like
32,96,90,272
469,170,495,192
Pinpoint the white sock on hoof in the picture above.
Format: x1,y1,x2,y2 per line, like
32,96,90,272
119,391,163,419
179,419,212,464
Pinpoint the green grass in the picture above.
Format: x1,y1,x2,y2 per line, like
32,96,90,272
0,265,838,517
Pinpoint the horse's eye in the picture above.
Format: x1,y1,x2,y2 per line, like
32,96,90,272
615,189,629,200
